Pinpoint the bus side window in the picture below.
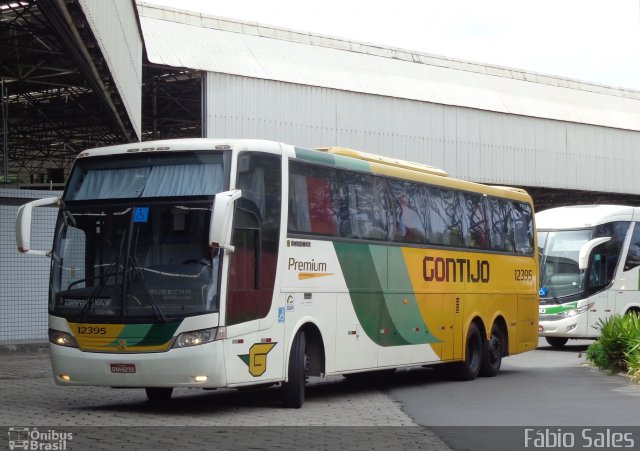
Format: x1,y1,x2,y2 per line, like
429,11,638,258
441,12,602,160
588,248,609,291
624,224,640,271
487,197,510,252
288,172,311,233
336,170,387,241
388,179,428,244
306,175,337,235
428,187,463,247
510,201,534,255
461,192,489,250
288,162,338,236
594,221,629,281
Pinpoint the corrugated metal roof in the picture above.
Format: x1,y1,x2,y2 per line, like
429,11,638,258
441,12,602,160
81,0,143,140
137,2,640,132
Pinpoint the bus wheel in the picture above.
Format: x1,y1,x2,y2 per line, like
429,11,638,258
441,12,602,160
625,308,640,317
480,324,504,377
545,337,568,348
282,331,307,408
453,322,483,381
145,387,173,402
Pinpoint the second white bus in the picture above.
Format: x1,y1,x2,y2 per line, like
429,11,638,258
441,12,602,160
537,205,640,347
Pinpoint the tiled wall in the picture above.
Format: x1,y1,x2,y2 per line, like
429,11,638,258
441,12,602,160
0,189,62,342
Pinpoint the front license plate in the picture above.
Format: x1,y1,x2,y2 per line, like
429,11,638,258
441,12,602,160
110,363,136,374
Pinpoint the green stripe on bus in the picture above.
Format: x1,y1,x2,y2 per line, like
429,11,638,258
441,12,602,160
108,323,179,347
386,246,439,344
331,153,371,172
540,302,578,314
334,242,437,346
294,147,336,165
294,147,371,172
135,322,181,346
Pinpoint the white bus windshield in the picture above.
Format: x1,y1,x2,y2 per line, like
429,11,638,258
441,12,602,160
538,229,592,299
50,151,230,322
50,204,220,322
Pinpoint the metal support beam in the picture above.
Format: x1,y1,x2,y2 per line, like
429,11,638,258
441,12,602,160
1,78,8,181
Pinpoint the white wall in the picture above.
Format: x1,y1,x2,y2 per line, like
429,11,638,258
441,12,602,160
206,72,640,194
0,189,61,342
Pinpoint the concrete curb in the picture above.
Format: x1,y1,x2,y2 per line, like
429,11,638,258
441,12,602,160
582,362,639,384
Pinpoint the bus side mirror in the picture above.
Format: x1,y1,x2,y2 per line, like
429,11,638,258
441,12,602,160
578,237,611,270
16,196,61,255
209,189,241,253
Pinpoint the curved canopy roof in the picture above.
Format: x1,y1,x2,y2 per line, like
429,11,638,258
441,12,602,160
139,2,640,132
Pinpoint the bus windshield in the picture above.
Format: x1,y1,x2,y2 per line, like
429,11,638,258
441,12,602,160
50,151,229,322
538,229,592,301
50,203,220,322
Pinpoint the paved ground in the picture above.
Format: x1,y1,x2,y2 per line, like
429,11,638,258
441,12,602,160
0,345,451,450
389,339,640,451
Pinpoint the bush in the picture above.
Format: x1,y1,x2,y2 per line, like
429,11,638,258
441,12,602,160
627,335,640,382
586,312,640,375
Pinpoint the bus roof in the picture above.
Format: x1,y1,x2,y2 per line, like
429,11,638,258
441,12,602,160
73,138,533,205
315,147,449,177
536,205,640,230
75,138,284,158
300,147,533,204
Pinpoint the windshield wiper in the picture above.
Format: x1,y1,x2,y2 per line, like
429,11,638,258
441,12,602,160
76,225,127,322
127,255,167,323
75,258,121,321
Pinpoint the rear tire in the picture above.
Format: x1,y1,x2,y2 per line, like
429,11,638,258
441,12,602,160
453,322,483,381
480,323,505,377
545,336,569,348
145,387,173,402
282,331,307,408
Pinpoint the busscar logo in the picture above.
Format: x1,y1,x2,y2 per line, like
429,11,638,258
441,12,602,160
8,427,73,450
287,240,310,247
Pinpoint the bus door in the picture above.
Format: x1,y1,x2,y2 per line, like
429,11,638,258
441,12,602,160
586,225,627,334
588,292,610,335
224,153,283,384
613,222,640,316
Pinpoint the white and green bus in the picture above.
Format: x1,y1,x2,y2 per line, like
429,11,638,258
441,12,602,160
537,205,640,347
17,139,538,407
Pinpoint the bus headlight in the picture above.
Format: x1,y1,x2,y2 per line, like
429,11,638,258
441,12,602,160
49,329,78,348
173,327,225,348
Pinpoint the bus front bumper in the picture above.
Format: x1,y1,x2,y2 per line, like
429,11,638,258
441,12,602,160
538,314,588,338
49,340,227,388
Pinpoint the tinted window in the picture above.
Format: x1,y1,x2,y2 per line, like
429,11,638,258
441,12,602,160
624,223,640,272
461,192,490,249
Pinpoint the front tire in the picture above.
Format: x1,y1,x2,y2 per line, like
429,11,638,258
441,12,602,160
453,322,483,381
480,323,505,377
545,336,569,348
145,387,173,402
282,331,307,408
